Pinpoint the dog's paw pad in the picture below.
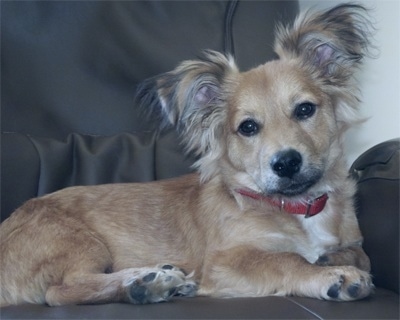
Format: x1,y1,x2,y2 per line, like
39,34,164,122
327,275,344,299
160,264,188,275
176,282,198,297
315,254,330,266
348,283,362,298
324,267,373,301
161,264,175,270
126,266,197,304
129,284,149,304
142,272,157,283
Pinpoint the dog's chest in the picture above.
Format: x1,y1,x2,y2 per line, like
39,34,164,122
296,215,339,263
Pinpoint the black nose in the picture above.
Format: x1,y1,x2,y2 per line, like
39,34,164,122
271,149,302,178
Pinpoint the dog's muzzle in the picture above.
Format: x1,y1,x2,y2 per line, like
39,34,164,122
270,149,302,179
268,149,322,196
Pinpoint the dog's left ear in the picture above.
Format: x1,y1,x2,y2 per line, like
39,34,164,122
274,4,373,84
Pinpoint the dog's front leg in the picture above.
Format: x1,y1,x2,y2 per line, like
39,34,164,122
199,246,373,301
315,245,371,272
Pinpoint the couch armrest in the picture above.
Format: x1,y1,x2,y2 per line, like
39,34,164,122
351,138,400,293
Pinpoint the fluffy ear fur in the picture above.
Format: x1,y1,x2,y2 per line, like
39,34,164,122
274,3,373,83
274,3,374,130
137,50,238,180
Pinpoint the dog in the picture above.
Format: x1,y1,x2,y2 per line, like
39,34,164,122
1,3,374,306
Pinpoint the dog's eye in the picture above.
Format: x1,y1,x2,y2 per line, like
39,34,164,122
294,102,316,120
238,119,259,136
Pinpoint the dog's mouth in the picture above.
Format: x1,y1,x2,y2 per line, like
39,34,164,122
275,180,317,196
267,169,323,197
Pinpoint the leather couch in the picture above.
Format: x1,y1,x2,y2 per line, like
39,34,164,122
1,1,399,318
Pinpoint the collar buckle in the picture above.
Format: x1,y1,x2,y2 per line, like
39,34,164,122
305,200,313,218
280,198,285,212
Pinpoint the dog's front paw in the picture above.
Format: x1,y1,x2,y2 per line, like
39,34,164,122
322,266,373,301
125,265,197,304
316,246,371,272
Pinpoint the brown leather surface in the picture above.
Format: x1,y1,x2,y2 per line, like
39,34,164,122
351,138,400,294
2,289,398,319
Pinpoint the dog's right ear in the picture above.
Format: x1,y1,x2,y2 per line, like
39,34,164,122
137,50,237,161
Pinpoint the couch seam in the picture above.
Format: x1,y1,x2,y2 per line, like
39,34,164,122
223,0,238,57
285,297,324,320
2,132,42,198
26,134,44,198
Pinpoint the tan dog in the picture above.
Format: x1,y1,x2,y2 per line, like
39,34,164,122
1,4,374,306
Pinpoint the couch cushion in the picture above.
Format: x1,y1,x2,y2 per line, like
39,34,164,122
1,0,299,220
1,131,194,221
351,138,400,293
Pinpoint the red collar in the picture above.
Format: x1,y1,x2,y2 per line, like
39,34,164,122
235,189,329,218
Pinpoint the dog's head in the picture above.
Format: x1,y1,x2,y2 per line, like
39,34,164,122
138,4,373,199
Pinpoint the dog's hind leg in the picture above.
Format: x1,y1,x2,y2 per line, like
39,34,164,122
45,265,197,306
